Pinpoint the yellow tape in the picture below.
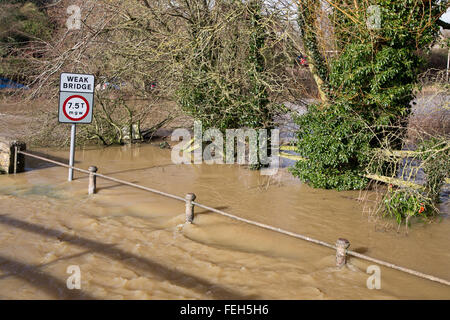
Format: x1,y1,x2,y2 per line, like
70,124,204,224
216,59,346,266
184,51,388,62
364,174,423,190
185,144,201,153
181,143,449,185
279,147,450,184
279,152,307,161
374,148,420,158
280,145,297,151
180,138,195,152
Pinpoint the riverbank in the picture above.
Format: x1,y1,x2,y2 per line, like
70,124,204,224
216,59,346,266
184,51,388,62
1,87,449,148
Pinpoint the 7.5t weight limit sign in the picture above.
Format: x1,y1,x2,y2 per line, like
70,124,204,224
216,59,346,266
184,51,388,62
62,95,90,121
59,73,94,124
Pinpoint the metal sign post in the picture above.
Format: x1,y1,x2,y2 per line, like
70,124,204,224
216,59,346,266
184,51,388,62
68,124,76,181
58,72,95,181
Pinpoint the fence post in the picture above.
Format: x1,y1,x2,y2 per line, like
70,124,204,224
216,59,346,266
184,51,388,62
88,166,98,195
185,193,196,223
336,238,350,267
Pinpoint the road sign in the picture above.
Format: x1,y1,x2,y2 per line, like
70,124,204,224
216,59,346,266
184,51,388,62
62,94,90,121
58,72,95,182
59,72,94,124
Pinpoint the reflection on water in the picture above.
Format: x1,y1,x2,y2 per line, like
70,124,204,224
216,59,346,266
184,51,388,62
0,144,449,299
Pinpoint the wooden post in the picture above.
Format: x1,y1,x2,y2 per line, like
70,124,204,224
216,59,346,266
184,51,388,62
185,193,196,223
88,166,98,195
336,238,350,267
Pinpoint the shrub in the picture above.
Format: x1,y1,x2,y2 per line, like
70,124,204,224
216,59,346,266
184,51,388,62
0,2,53,80
292,0,447,190
379,138,449,225
382,188,433,226
289,101,371,190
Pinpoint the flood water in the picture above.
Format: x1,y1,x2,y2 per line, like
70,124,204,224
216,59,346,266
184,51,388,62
0,144,449,299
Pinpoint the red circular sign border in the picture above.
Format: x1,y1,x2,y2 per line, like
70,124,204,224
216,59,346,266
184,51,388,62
62,95,90,122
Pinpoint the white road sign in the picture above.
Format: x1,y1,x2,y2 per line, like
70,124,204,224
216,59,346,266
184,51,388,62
60,73,95,93
59,72,95,124
62,95,90,121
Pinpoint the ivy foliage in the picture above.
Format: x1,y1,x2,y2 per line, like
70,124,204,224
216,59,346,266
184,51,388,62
291,0,448,190
0,1,53,79
0,2,52,52
296,0,330,99
291,102,372,190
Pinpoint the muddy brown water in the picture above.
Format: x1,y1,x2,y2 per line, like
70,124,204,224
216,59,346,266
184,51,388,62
0,144,449,299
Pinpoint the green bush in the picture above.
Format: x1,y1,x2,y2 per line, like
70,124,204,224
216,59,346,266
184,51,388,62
292,0,446,190
382,188,432,225
0,2,52,49
289,101,371,190
0,2,53,79
376,138,448,225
